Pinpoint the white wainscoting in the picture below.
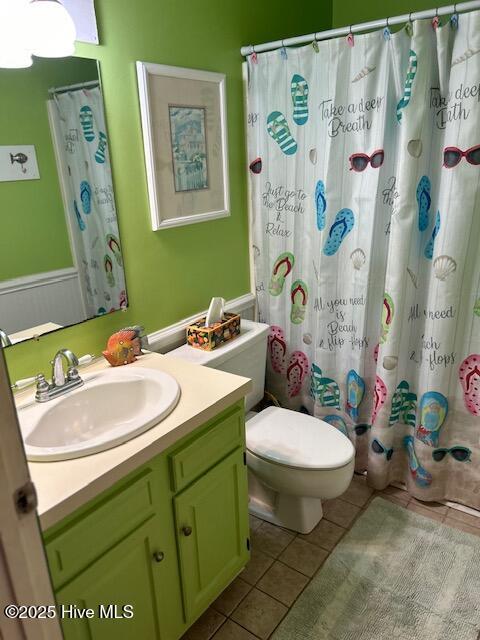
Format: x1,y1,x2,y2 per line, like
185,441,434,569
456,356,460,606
148,292,257,354
0,268,85,334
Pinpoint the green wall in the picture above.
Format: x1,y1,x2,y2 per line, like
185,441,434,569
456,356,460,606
333,0,455,27
0,57,98,280
5,0,331,380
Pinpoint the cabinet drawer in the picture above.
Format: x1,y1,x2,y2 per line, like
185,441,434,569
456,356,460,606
45,470,155,589
170,405,244,492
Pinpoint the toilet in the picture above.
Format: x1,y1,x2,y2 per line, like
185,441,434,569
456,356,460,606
169,319,355,534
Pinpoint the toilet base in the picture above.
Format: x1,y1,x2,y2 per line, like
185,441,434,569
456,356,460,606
248,472,323,534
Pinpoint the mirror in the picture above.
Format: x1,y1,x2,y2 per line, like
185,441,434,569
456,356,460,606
0,56,127,345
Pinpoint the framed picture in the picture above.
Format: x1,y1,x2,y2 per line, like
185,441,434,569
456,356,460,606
136,62,230,230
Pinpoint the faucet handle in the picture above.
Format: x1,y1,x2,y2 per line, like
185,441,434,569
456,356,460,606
35,374,50,402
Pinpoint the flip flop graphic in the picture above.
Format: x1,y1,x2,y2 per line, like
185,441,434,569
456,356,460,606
95,132,107,164
73,199,85,231
80,180,92,214
290,280,308,324
267,111,297,155
346,369,365,420
323,209,355,256
396,49,417,123
416,175,431,231
291,74,309,125
404,436,433,487
269,252,294,296
424,211,441,259
389,381,417,427
287,350,309,397
380,293,394,344
268,325,287,374
371,375,387,425
416,391,448,447
315,180,326,230
310,364,341,408
104,255,115,287
107,233,123,267
323,415,349,437
79,105,95,142
459,354,480,415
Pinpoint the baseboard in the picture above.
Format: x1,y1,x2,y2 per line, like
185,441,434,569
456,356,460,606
147,292,257,353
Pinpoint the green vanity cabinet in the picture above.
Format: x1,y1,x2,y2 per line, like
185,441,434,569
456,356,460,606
175,448,249,621
56,517,165,639
43,400,249,640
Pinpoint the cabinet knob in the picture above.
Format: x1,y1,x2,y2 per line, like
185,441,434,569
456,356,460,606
182,526,193,537
153,551,165,563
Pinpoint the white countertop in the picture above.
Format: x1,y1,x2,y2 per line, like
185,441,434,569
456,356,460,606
19,352,251,530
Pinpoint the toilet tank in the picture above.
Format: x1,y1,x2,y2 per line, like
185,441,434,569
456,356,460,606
167,319,269,411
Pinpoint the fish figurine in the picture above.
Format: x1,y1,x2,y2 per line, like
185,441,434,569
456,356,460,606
102,328,143,366
10,152,28,173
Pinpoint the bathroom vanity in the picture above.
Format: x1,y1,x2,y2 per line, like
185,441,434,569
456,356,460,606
22,353,251,639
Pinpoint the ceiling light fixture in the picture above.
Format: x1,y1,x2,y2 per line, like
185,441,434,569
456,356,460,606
28,0,76,58
0,0,33,68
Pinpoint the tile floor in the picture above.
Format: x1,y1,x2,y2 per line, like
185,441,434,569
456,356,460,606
181,474,480,640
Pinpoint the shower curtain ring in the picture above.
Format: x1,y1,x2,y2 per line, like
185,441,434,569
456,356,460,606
251,45,258,64
347,25,354,47
312,32,319,52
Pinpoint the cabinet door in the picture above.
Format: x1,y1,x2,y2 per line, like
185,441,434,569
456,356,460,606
174,448,249,621
57,518,166,640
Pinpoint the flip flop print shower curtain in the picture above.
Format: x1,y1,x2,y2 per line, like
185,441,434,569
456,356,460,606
247,12,480,508
52,87,127,317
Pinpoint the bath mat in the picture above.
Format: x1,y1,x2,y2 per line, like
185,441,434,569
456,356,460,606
272,498,480,640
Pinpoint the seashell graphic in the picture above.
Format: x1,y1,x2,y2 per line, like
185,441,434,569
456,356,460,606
407,139,423,158
249,157,262,174
383,355,398,370
452,47,480,66
309,148,317,164
350,248,366,270
303,333,312,345
352,66,376,83
406,267,418,289
433,255,456,281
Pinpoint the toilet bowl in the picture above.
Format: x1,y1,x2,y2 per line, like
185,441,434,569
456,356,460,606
167,319,355,534
246,406,355,533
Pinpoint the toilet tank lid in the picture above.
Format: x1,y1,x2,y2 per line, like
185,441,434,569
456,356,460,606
166,319,269,367
247,407,355,470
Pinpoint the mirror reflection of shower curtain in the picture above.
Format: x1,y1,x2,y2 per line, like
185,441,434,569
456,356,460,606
50,86,127,317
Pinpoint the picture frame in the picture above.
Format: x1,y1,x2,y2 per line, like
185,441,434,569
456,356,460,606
136,61,230,230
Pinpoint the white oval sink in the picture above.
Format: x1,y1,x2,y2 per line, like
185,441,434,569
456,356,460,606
18,367,180,462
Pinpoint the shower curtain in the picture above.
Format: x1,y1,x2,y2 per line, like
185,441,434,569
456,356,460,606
246,12,480,509
51,86,127,317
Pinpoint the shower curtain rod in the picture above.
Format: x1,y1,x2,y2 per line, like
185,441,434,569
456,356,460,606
48,80,99,95
240,0,480,56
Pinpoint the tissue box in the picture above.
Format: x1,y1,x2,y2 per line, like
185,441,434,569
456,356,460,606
187,313,241,351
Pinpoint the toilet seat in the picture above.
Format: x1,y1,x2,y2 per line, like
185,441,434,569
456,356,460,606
246,406,355,471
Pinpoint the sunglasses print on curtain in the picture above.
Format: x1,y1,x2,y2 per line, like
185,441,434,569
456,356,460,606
443,144,480,168
349,150,385,172
432,446,472,462
371,438,393,460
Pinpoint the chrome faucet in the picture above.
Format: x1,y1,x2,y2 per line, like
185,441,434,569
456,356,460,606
35,348,84,402
0,328,12,347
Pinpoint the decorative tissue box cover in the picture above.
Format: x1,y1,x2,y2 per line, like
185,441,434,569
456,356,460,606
187,313,240,351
